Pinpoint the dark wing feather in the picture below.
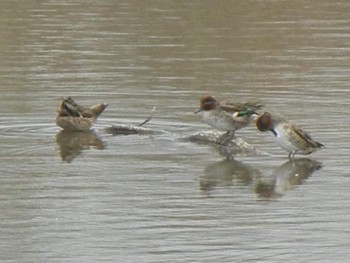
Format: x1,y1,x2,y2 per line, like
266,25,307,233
60,100,81,117
220,101,263,114
293,126,324,148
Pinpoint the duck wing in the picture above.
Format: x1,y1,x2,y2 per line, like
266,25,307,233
220,101,263,115
58,99,81,117
293,125,324,148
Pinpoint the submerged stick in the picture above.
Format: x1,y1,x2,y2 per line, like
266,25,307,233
138,107,157,127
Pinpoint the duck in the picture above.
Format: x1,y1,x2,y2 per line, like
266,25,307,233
195,95,262,143
255,112,323,159
56,97,107,131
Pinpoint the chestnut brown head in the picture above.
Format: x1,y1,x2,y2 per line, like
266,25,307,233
256,112,274,132
198,95,219,111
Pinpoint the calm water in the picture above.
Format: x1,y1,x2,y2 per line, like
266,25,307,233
1,1,350,262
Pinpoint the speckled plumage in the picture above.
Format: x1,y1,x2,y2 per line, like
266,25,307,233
196,95,262,132
56,97,107,131
256,112,323,158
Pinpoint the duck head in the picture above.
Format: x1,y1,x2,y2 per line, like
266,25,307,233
256,112,275,132
195,95,219,113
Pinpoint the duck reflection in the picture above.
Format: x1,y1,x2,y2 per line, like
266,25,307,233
200,159,261,192
56,130,105,163
255,158,322,199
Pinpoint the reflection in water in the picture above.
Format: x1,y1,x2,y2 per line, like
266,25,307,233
200,159,261,193
56,130,105,163
1,0,348,261
255,158,322,199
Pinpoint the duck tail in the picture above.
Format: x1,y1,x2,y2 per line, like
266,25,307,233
245,102,264,110
89,103,108,117
315,141,324,148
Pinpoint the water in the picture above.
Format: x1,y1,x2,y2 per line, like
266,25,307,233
1,1,350,262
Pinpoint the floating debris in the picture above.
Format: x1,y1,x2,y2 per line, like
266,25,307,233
105,107,159,135
105,124,157,135
187,130,263,158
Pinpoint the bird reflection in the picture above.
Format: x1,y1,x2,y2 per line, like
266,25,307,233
255,158,322,199
200,159,261,193
56,130,105,163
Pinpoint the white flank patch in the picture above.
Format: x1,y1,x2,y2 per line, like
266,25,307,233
273,124,298,153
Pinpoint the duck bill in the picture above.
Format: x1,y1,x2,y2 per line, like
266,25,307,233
194,108,202,114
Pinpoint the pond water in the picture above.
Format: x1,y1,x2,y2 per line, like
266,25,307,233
1,1,350,262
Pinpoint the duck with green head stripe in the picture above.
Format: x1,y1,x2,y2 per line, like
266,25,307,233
195,95,263,144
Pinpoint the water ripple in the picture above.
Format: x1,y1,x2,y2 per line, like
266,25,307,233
0,117,57,138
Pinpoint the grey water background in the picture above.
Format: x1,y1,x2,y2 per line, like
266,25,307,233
1,1,349,262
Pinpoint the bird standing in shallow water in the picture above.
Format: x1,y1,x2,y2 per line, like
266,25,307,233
56,97,108,131
255,112,324,159
195,95,262,144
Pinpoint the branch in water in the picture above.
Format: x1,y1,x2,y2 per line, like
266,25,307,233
138,107,157,127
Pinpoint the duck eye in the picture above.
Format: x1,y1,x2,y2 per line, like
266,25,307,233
204,98,216,105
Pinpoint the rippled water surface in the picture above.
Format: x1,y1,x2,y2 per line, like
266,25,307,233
1,1,350,262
